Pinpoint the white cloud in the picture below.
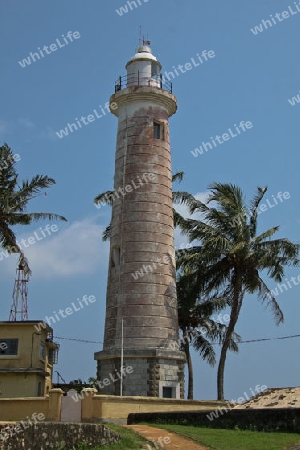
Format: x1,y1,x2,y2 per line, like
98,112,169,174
174,227,190,249
18,117,36,128
0,192,209,279
0,218,109,279
0,119,11,135
1,118,57,142
174,191,208,219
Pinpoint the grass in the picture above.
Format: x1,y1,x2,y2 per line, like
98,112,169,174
152,423,300,450
75,423,151,449
74,422,300,450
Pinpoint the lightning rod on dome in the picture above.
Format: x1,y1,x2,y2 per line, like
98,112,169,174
138,26,151,47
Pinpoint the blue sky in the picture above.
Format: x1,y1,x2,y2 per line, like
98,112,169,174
1,0,300,401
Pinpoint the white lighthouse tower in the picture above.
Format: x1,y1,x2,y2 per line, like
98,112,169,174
95,43,185,398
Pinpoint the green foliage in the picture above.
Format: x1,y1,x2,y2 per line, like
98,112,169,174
174,182,300,399
68,377,99,393
56,444,64,450
75,423,150,449
0,142,67,273
152,424,300,450
102,423,153,449
68,379,89,393
177,270,242,365
73,443,90,450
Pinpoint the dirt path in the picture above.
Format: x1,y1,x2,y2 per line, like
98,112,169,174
124,424,208,449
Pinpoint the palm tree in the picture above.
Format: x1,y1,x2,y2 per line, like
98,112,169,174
173,182,299,400
176,262,241,399
0,143,67,273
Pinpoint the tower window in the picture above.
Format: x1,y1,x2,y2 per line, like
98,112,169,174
154,122,164,140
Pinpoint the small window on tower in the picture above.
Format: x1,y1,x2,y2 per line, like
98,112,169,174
154,122,164,140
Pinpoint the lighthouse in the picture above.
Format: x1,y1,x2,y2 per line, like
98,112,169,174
94,44,185,398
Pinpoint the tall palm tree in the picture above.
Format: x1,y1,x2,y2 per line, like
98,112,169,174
176,262,241,399
0,143,67,273
173,182,299,400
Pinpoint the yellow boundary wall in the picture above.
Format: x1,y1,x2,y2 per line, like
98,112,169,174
0,387,230,423
0,388,63,421
81,388,230,422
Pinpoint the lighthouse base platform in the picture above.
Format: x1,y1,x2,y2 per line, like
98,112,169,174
94,348,186,398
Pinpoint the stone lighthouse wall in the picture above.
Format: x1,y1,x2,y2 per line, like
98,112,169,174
95,86,185,398
105,100,178,351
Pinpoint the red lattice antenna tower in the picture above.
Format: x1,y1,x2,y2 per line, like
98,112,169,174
9,264,29,321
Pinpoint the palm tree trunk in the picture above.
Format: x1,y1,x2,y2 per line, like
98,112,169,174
217,273,243,400
183,332,193,399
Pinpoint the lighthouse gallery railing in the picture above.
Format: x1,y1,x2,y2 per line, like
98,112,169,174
115,73,173,94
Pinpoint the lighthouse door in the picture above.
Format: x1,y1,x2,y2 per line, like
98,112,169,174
163,387,173,398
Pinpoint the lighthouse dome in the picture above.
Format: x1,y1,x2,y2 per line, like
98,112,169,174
126,45,161,66
125,44,162,89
